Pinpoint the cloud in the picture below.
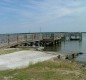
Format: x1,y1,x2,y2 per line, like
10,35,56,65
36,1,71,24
0,0,85,18
0,0,86,33
22,0,86,27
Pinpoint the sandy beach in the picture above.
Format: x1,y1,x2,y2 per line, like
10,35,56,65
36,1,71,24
0,50,58,70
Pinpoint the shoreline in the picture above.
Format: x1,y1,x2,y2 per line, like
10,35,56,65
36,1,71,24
0,48,85,80
0,58,85,80
0,47,85,71
0,50,59,70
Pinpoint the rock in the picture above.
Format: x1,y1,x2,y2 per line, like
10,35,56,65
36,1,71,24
36,47,44,51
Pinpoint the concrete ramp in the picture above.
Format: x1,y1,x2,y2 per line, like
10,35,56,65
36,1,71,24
0,50,57,70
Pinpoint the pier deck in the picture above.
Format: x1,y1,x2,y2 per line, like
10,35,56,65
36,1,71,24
0,32,82,48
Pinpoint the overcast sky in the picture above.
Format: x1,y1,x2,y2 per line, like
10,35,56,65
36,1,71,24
0,0,86,33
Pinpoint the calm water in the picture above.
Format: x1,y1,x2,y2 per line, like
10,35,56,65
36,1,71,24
60,33,86,63
45,33,86,63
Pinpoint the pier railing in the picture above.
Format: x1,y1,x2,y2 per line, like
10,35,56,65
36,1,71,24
0,32,82,48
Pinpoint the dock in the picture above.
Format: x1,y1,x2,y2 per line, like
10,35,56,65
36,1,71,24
0,32,82,48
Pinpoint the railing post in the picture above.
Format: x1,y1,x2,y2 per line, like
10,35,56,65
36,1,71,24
25,34,27,42
17,34,19,43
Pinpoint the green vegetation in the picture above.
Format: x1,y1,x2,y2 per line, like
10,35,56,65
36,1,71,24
0,47,34,55
0,59,85,80
19,47,34,50
0,48,21,55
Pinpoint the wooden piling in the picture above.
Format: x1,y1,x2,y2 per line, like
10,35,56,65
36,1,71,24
8,34,10,46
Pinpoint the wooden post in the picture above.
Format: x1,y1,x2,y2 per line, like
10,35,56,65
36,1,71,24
80,33,82,41
17,34,19,43
8,34,10,46
25,34,27,42
32,33,34,42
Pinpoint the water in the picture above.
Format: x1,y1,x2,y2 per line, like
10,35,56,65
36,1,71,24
59,33,86,53
45,33,86,63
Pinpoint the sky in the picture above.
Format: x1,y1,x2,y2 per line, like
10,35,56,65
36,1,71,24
0,0,86,33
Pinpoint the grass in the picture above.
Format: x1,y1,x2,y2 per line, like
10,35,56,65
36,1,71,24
0,48,85,80
0,48,22,55
0,47,34,55
0,59,85,80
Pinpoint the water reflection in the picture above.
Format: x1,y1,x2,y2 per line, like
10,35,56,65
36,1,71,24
59,33,86,63
59,40,82,53
44,44,61,51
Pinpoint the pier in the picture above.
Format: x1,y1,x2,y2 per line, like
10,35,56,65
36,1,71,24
63,32,82,40
0,32,82,48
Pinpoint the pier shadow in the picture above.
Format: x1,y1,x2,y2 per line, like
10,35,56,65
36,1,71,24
44,44,61,51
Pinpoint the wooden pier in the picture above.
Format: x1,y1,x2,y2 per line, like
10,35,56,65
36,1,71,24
0,32,82,48
63,32,82,41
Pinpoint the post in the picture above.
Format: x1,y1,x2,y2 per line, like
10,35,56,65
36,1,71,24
17,34,19,43
80,33,82,41
25,34,27,42
8,34,10,46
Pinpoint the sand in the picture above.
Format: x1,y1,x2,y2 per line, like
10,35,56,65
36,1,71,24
0,50,58,70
